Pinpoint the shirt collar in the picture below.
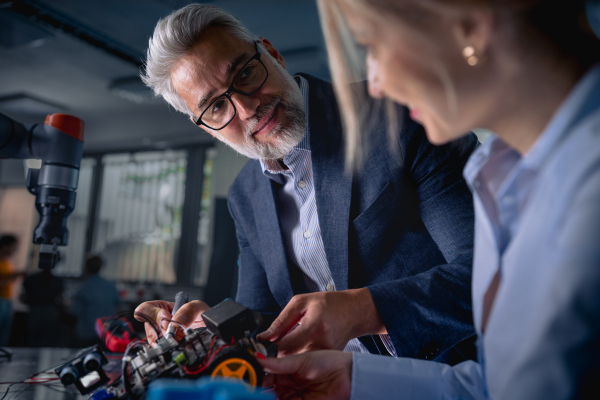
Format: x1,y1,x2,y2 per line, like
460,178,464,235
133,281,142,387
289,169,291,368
260,75,310,176
465,64,600,187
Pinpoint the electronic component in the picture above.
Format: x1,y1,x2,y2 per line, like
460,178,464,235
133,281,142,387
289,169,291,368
55,346,109,395
202,299,262,343
55,299,276,399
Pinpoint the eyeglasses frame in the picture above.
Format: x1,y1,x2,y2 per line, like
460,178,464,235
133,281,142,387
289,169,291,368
193,41,268,130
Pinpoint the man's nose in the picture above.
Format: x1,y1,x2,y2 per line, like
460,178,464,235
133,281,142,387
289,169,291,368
231,93,260,120
366,53,385,99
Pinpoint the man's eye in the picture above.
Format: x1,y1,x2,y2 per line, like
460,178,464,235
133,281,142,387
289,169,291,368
212,99,226,114
240,66,253,79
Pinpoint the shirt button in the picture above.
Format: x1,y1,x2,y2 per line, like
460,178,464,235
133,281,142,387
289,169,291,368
304,231,311,239
473,180,481,188
298,180,306,189
326,284,334,291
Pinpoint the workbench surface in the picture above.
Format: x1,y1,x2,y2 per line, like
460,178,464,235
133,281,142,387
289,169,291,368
0,347,87,400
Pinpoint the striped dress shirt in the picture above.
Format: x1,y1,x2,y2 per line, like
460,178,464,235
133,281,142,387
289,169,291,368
260,76,396,355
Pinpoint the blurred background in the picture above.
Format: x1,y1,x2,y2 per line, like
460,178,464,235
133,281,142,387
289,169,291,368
0,0,329,348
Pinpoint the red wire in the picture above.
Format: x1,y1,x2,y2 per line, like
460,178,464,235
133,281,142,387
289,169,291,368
182,335,241,376
183,336,217,374
0,371,61,385
183,334,237,376
183,344,229,376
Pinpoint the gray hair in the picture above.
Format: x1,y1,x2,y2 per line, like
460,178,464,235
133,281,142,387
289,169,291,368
141,4,258,116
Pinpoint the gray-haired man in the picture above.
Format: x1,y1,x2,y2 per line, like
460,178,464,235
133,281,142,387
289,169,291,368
136,4,478,364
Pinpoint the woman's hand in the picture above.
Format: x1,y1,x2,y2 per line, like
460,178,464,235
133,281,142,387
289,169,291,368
259,350,353,400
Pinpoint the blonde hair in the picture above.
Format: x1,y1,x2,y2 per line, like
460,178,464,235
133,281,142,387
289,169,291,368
317,0,595,169
318,0,386,169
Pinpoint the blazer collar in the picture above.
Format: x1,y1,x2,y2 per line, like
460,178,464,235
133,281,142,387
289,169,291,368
253,173,297,306
253,74,354,304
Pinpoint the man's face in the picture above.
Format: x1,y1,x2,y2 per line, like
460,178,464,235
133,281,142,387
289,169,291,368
171,27,305,160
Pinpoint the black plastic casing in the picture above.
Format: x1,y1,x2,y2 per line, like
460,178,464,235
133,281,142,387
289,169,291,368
202,299,259,343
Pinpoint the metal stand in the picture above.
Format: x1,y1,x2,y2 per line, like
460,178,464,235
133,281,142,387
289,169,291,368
0,347,12,361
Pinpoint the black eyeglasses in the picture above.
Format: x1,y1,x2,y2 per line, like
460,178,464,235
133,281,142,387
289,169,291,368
194,41,269,130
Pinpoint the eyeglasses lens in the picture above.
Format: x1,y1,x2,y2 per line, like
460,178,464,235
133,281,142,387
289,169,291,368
201,59,267,129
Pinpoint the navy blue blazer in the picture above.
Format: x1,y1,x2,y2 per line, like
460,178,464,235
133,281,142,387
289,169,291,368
228,74,478,362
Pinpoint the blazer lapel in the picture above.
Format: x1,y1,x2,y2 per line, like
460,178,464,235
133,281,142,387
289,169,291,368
253,173,296,307
302,74,354,291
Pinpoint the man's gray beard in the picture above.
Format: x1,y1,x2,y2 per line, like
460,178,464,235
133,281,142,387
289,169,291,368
214,75,306,160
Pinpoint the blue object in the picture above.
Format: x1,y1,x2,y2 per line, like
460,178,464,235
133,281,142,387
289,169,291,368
147,378,274,400
90,388,115,400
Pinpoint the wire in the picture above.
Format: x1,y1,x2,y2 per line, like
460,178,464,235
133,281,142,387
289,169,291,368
182,336,216,375
0,368,61,400
37,383,71,395
133,311,161,341
0,382,21,400
159,317,186,338
183,344,229,376
6,385,29,400
121,340,144,400
182,336,234,376
101,311,159,352
0,372,66,400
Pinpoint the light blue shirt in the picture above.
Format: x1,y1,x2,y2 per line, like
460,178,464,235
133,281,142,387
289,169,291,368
261,76,396,355
351,65,600,399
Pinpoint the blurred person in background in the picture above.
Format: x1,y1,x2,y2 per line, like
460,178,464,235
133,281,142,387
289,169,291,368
0,235,23,346
21,252,65,347
258,0,600,399
136,3,479,364
73,255,120,347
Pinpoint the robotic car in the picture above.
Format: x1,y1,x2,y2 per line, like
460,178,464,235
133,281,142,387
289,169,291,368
55,299,276,399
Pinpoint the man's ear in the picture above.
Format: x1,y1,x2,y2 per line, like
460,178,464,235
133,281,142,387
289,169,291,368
259,37,287,70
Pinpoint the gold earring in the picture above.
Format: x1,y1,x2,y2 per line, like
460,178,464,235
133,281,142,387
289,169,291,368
462,46,480,66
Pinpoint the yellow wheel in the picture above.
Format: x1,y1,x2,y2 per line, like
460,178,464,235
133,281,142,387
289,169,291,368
210,356,258,386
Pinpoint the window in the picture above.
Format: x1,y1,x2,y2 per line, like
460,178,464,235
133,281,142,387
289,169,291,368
92,151,187,283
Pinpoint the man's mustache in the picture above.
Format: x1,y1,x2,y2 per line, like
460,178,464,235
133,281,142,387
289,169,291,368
245,97,283,136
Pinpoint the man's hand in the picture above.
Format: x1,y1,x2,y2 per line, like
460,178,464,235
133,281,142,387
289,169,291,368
259,350,352,400
257,288,386,356
134,300,210,343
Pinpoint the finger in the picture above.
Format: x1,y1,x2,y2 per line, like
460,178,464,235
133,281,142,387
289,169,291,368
257,354,306,375
172,300,210,327
262,373,275,388
145,322,158,344
157,309,175,336
273,324,312,356
134,300,174,324
258,298,306,341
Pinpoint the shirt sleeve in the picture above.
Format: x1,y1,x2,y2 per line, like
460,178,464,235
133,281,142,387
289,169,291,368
494,163,600,399
351,353,485,400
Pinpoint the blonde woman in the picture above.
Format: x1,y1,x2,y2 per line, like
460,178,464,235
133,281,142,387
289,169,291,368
259,0,600,399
